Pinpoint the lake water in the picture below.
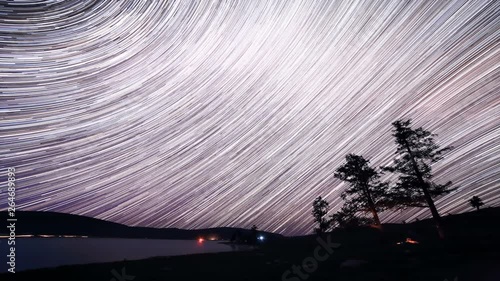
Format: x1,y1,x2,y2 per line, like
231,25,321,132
0,238,245,272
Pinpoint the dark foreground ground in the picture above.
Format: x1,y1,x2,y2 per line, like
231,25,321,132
5,208,500,281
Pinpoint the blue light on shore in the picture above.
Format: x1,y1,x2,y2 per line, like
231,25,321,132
258,236,265,241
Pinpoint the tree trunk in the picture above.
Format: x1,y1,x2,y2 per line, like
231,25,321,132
363,186,382,227
476,206,480,211
420,182,445,239
370,207,381,226
404,142,445,239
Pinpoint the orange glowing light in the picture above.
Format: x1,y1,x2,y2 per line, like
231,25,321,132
396,238,419,245
405,238,419,244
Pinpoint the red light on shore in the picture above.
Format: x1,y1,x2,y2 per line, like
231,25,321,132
396,237,419,245
405,238,419,244
198,238,204,243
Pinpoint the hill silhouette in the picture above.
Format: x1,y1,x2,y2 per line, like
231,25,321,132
4,207,500,280
0,211,283,240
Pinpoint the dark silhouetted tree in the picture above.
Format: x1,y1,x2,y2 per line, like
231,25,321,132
330,202,373,229
468,196,484,211
383,119,456,239
334,154,388,227
312,196,331,234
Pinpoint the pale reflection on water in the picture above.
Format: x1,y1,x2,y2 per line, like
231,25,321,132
0,238,247,272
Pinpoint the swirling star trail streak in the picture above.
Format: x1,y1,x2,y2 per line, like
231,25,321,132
0,0,499,235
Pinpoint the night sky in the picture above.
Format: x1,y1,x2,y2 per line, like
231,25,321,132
1,0,499,235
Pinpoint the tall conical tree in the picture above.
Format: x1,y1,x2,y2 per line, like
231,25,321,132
384,119,456,239
334,154,388,227
312,196,330,234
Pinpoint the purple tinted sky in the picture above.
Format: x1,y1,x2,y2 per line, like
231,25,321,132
1,0,499,235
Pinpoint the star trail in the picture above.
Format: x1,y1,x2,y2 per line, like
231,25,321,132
1,0,499,235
